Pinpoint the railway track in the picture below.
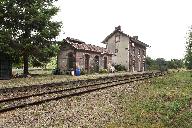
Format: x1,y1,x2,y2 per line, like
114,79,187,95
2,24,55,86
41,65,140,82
0,71,165,113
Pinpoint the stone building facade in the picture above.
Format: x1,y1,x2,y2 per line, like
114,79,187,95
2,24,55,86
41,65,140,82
102,26,149,72
58,37,112,73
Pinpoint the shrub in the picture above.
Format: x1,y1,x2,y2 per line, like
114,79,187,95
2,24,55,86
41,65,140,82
80,69,86,75
52,68,62,75
99,69,108,74
114,64,126,71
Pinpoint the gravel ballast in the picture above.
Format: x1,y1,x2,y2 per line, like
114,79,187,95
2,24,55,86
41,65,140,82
0,81,139,128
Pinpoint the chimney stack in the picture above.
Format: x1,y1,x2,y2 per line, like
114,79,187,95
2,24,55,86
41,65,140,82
133,36,138,40
115,25,121,31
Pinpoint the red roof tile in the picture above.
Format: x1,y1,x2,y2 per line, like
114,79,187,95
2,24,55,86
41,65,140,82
64,37,113,55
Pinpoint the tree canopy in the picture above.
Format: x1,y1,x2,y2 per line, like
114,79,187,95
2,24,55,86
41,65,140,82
185,26,192,69
0,0,62,75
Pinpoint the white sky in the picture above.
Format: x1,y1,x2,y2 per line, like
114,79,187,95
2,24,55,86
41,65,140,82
53,0,192,60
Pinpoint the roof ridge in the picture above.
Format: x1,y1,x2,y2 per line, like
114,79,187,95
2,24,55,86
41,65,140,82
64,37,113,55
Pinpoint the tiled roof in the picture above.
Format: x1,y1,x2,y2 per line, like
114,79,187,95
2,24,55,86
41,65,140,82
101,26,149,47
130,37,149,47
64,37,113,55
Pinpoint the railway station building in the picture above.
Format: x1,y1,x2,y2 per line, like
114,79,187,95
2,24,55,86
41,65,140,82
58,37,113,74
101,26,149,72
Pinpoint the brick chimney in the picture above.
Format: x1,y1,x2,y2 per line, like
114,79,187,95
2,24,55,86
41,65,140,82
133,36,138,40
115,25,121,31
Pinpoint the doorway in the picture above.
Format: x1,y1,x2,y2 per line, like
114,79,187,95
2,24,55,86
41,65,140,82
85,54,90,72
104,57,107,69
94,55,99,72
67,52,76,70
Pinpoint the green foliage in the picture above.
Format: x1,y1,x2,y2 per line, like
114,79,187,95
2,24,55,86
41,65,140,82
167,59,184,69
80,69,86,75
146,57,184,71
114,64,126,71
185,26,192,69
146,56,158,70
108,71,192,127
0,0,62,74
99,69,108,74
156,58,168,72
46,57,57,69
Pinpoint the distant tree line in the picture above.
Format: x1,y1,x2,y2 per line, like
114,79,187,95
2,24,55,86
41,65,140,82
146,25,192,72
146,57,184,71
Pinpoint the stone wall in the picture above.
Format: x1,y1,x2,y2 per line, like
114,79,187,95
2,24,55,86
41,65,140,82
58,45,112,73
129,43,146,72
58,45,75,72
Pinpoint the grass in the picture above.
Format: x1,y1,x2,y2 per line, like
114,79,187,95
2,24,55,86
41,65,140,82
106,71,192,128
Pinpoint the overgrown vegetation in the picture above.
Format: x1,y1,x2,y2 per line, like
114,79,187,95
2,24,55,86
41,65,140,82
106,71,192,127
114,64,126,71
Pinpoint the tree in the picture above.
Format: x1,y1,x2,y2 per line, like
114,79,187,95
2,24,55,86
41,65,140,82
156,58,167,72
146,57,168,71
185,27,192,69
167,59,184,69
146,56,157,70
30,44,59,68
0,0,62,75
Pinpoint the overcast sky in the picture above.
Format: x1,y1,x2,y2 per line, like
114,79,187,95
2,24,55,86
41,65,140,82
53,0,192,60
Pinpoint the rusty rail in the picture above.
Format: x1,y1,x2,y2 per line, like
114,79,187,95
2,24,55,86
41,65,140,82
0,71,165,113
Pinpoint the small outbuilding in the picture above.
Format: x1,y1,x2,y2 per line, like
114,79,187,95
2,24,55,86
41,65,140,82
58,37,113,74
0,53,12,80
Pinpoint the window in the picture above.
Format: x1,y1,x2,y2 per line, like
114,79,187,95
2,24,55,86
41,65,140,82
143,50,146,58
138,49,140,55
133,47,135,54
132,60,135,72
115,35,120,42
143,50,145,55
115,49,118,53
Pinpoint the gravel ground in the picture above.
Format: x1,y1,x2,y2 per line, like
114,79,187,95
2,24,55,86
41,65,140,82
0,81,139,128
